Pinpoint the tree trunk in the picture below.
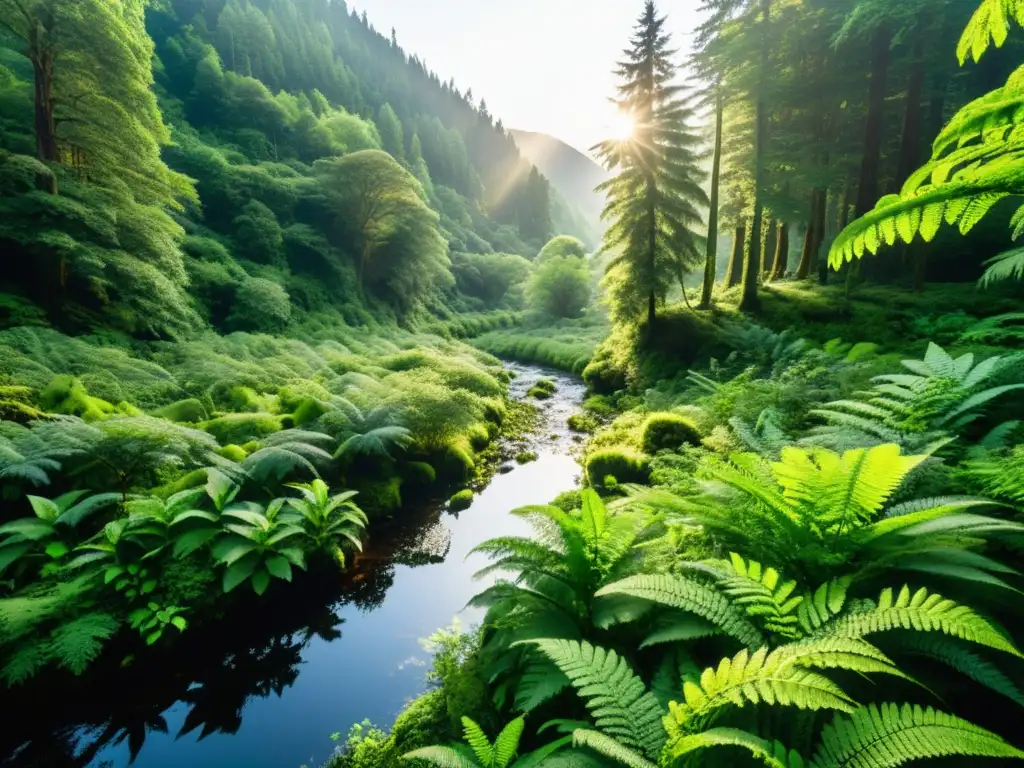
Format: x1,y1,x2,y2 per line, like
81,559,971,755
647,183,657,326
725,224,745,288
699,88,724,309
812,189,828,283
855,25,891,218
32,51,58,193
769,222,789,280
739,0,771,313
795,190,820,279
895,32,926,188
763,219,778,277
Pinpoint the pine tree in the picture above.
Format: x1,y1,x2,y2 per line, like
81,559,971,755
376,102,404,161
594,1,708,326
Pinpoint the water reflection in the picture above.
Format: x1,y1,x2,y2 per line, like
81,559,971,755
0,364,584,768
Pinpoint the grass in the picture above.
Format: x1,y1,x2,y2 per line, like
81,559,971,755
472,315,609,373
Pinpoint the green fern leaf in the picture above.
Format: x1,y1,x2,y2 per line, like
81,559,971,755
49,612,119,675
811,703,1024,767
818,585,1021,657
667,728,801,768
1,642,49,686
570,730,658,768
492,717,524,768
462,717,494,766
596,574,764,648
528,639,666,760
514,659,569,713
402,746,479,768
958,0,1024,64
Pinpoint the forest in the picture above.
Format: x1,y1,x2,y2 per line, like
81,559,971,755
0,0,1023,766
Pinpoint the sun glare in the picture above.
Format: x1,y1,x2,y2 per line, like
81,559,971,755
607,110,635,142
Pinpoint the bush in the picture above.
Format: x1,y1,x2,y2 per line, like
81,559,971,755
218,443,248,462
401,461,437,486
640,412,702,454
227,277,291,333
567,413,598,433
203,412,281,444
152,398,208,423
526,254,591,319
39,375,116,421
449,489,473,511
585,447,649,487
583,395,617,417
354,476,402,516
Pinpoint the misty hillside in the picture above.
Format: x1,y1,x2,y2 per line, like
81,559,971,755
510,129,609,244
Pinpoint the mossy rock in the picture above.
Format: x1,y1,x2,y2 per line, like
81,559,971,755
481,397,506,424
218,444,248,462
152,398,208,424
586,447,649,488
355,475,402,516
203,412,281,445
225,385,264,413
449,489,474,511
39,375,116,421
468,423,491,451
401,461,437,486
533,378,557,394
527,386,553,400
514,450,538,464
640,413,702,454
567,413,597,434
432,442,475,483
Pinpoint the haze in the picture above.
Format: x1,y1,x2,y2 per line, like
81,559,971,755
350,0,704,155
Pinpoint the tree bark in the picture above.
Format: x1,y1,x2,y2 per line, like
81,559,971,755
699,88,724,309
855,25,891,218
895,31,926,188
725,224,745,288
795,190,820,279
32,50,58,193
769,222,789,281
647,181,657,327
763,219,778,277
739,0,771,313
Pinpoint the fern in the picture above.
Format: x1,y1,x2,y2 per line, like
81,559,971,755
403,746,479,768
528,639,667,760
666,728,797,768
49,612,119,674
979,247,1024,286
810,703,1024,766
570,730,658,768
958,0,1024,63
818,585,1021,657
694,554,804,639
596,573,765,648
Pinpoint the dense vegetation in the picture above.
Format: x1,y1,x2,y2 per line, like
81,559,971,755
1,0,1024,766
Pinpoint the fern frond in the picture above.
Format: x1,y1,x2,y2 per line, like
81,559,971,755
528,639,666,760
49,612,119,675
570,730,658,768
402,746,479,768
514,659,570,713
811,703,1024,767
819,585,1021,657
596,574,765,648
958,0,1024,63
462,717,494,766
697,554,803,639
492,717,524,768
666,728,798,768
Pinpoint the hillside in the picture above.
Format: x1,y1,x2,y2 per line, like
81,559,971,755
510,129,608,245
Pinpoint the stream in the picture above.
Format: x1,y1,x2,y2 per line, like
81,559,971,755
2,363,585,768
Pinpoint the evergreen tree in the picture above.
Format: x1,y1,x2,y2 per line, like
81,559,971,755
376,102,404,161
594,1,708,326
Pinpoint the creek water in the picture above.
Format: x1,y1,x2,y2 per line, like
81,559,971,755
2,364,585,768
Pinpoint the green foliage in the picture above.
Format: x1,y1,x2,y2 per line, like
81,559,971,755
203,413,281,445
640,413,701,454
449,489,474,512
526,254,591,319
536,236,588,263
227,277,292,333
585,447,649,487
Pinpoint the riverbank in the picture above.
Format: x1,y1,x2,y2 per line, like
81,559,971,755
0,363,586,768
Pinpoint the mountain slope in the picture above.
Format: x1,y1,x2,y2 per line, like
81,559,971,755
510,129,609,244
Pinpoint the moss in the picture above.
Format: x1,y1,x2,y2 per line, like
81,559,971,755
289,396,328,426
0,385,44,423
401,461,437,486
203,412,281,445
468,423,491,450
567,413,597,433
533,378,557,394
225,385,265,413
527,386,553,400
514,450,538,464
218,443,248,462
586,447,650,487
356,475,402,516
432,441,475,483
583,394,617,417
152,398,208,423
449,488,474,511
241,440,261,454
641,413,702,454
39,375,116,421
151,468,208,499
481,396,506,424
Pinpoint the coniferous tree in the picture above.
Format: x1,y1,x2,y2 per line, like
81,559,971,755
375,102,404,161
594,1,708,326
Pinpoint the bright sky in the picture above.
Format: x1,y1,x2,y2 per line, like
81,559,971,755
350,0,705,157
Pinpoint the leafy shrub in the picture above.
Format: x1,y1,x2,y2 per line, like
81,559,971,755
526,254,591,319
449,489,473,511
226,277,291,333
567,413,597,433
583,394,617,416
39,376,116,421
640,412,701,453
203,413,282,445
151,398,208,423
585,447,649,487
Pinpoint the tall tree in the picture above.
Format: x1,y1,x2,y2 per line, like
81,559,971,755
699,85,724,308
0,0,193,203
376,102,404,161
594,1,708,326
